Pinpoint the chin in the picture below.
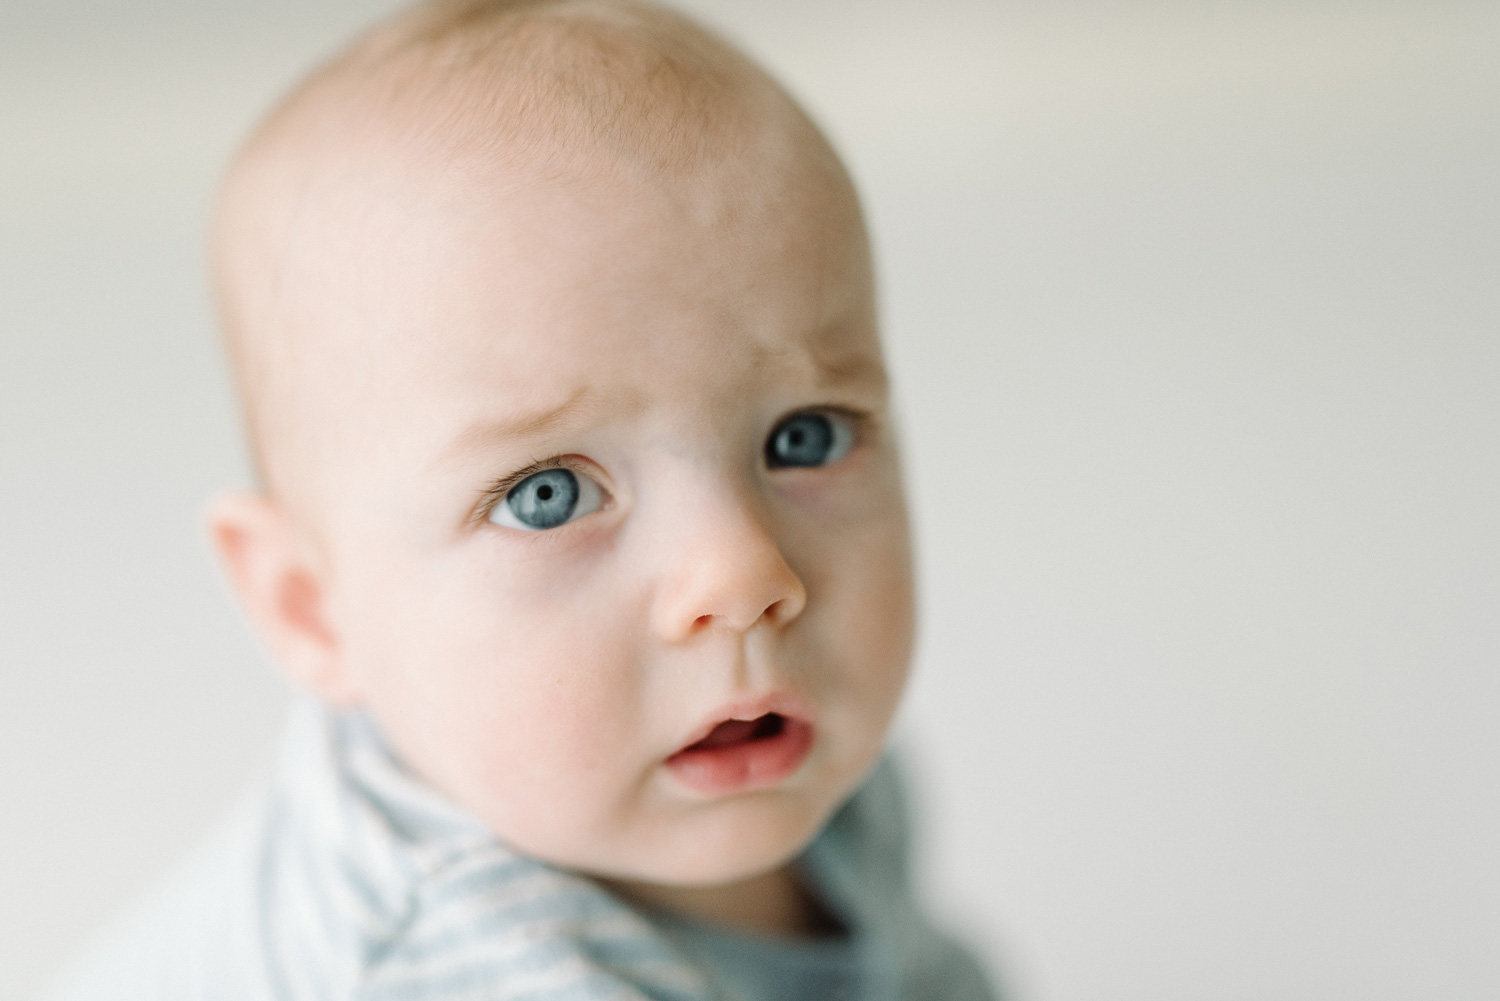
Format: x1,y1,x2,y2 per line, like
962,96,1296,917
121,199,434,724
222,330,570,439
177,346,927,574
634,789,836,888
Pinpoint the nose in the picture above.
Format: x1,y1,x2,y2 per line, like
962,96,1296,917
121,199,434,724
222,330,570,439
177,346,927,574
648,481,807,643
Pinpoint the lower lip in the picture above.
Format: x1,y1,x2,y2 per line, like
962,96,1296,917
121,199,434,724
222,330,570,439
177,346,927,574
664,718,814,797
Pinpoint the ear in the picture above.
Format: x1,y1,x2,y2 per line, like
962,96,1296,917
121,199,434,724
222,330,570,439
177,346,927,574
207,491,362,705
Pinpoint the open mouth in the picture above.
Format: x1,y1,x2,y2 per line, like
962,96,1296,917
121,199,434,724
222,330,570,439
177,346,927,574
664,712,814,796
682,713,788,751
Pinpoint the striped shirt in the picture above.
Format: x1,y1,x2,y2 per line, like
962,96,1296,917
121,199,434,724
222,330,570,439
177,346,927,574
43,701,996,1001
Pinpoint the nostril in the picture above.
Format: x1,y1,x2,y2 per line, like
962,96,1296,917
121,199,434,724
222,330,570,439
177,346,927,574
693,614,714,630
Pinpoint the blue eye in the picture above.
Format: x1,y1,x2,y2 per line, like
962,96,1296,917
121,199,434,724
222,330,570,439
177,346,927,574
765,411,854,469
489,467,604,530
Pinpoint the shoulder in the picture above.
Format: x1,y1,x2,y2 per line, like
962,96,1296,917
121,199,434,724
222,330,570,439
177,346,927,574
803,753,1002,1001
41,702,714,1001
353,846,710,1001
803,754,912,913
37,780,280,1001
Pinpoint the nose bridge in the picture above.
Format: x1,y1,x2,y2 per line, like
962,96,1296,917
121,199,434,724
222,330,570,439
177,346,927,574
646,461,806,642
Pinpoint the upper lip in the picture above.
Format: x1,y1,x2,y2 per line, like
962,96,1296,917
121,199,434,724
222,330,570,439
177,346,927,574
669,691,817,756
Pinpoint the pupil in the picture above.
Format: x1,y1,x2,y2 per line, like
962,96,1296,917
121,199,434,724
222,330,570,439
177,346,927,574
537,485,553,501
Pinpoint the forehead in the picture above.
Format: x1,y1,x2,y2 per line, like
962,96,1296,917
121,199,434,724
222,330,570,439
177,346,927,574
308,152,881,452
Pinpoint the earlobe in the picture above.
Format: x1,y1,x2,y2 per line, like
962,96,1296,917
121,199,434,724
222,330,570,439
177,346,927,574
206,492,361,705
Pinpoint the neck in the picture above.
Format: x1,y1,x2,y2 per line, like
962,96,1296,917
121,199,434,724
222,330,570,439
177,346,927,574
602,863,844,939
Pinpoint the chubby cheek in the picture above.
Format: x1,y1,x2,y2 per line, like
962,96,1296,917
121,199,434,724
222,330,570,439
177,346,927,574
803,501,914,776
338,543,646,856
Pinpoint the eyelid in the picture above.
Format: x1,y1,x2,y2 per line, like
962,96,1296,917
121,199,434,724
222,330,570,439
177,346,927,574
470,455,607,525
804,404,870,430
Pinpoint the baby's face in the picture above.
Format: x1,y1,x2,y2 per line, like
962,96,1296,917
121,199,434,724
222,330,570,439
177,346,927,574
294,150,912,886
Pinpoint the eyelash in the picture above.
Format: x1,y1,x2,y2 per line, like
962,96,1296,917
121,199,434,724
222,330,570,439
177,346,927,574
472,407,872,524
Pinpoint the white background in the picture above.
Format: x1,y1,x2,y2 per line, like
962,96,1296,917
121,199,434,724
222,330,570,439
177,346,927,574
2,1,1497,998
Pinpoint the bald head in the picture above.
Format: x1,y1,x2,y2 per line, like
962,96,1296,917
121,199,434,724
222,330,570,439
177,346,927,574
213,0,860,516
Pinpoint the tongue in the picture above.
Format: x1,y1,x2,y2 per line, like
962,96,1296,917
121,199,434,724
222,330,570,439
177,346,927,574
690,714,783,751
693,719,760,750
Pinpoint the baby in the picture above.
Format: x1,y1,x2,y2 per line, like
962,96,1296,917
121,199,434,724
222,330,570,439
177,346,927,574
46,1,995,998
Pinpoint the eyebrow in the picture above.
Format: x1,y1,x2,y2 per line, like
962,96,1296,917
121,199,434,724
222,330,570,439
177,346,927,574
808,349,888,392
772,328,889,397
440,386,594,464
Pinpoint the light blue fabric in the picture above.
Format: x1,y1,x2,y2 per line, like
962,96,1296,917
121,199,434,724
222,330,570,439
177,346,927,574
42,700,995,1001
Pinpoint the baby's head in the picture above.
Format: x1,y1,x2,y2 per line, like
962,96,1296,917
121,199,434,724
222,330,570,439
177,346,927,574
210,0,913,901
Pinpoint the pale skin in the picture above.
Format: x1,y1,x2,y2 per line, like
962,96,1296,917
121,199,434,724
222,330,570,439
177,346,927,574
209,14,914,939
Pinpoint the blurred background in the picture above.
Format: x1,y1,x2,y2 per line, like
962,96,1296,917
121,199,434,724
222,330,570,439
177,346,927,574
2,0,1497,997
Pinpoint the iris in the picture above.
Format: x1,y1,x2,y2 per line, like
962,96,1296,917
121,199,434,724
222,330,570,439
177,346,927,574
505,468,580,529
766,412,849,468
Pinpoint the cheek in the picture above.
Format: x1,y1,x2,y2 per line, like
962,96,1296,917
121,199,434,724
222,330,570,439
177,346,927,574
803,500,916,721
849,531,916,703
336,544,646,824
